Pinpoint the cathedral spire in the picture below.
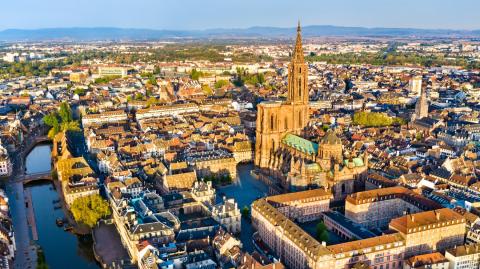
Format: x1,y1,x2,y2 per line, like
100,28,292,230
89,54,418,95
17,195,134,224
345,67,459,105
287,22,308,105
293,21,304,62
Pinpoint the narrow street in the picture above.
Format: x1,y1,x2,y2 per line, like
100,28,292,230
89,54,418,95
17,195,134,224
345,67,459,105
6,181,37,269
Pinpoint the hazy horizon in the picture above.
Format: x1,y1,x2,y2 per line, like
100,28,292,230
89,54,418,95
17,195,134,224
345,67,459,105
1,0,480,31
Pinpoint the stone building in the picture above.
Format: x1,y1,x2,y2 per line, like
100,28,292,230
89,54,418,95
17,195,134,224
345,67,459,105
211,198,241,234
345,186,442,229
191,180,216,204
389,208,466,257
255,23,310,170
265,188,332,223
251,191,467,269
254,23,367,200
411,83,428,121
445,243,480,269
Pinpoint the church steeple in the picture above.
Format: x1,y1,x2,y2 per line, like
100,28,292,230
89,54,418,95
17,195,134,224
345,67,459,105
293,21,305,63
287,21,308,105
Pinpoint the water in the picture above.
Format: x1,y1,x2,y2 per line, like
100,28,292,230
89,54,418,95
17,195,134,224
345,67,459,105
29,183,99,269
216,163,269,252
25,144,52,174
24,144,99,269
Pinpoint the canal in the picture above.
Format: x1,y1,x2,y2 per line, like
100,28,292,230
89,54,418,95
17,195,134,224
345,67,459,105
217,163,269,252
22,148,272,264
24,144,99,269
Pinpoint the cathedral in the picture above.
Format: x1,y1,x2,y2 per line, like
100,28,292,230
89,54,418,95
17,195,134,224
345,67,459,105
254,23,368,200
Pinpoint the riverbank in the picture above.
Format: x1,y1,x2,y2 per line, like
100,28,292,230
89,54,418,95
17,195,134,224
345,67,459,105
28,182,99,269
53,180,92,235
20,142,100,269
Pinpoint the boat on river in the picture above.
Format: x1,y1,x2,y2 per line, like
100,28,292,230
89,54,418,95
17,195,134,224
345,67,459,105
56,218,64,227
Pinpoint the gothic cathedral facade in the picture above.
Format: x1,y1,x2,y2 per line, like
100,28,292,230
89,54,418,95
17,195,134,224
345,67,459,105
254,23,368,200
254,23,309,168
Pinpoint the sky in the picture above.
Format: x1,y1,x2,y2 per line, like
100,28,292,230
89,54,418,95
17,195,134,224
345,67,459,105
1,0,479,31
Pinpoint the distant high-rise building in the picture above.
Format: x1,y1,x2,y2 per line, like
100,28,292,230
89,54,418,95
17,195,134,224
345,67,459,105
409,76,422,96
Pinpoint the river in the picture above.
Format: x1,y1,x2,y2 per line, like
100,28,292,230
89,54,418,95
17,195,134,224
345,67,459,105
23,147,268,265
24,144,99,269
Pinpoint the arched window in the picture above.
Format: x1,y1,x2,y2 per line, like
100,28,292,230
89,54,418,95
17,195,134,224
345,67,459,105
298,79,302,97
285,117,288,130
270,115,274,130
298,111,302,126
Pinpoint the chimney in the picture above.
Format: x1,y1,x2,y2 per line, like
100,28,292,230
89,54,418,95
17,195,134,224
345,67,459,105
435,210,440,221
410,215,415,222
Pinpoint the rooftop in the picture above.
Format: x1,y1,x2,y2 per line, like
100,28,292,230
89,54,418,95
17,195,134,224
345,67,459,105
282,133,318,156
389,208,465,234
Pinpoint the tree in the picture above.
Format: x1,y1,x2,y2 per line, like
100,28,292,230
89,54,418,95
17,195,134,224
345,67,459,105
43,112,60,139
147,75,157,86
74,88,86,96
37,247,48,269
202,84,214,96
214,79,229,89
241,206,250,218
61,121,80,132
59,102,73,123
71,195,111,228
316,221,329,243
353,111,404,127
257,73,265,85
135,93,144,100
146,97,158,107
190,69,203,81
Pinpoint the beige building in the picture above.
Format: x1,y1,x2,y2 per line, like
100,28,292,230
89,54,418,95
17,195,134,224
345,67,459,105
212,198,241,234
252,191,467,269
191,180,216,204
389,208,465,257
251,199,333,269
328,233,406,269
192,156,237,179
81,110,128,127
405,252,449,269
97,65,132,77
265,188,332,223
56,156,99,207
254,23,310,169
345,186,441,229
444,243,480,269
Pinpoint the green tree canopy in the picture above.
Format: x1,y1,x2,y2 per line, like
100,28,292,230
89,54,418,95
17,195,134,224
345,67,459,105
71,194,111,228
202,84,214,96
316,221,329,243
74,88,86,96
353,111,405,127
190,69,204,81
241,206,250,218
214,79,229,89
43,101,78,138
59,102,73,123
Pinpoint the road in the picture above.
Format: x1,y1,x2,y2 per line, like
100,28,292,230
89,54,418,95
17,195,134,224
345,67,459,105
6,181,37,269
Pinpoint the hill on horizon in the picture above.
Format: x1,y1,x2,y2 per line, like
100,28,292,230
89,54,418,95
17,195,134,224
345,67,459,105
0,25,479,41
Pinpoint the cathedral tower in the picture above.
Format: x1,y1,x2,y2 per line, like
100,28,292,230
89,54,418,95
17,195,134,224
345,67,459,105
287,22,309,105
255,23,310,168
412,83,428,121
